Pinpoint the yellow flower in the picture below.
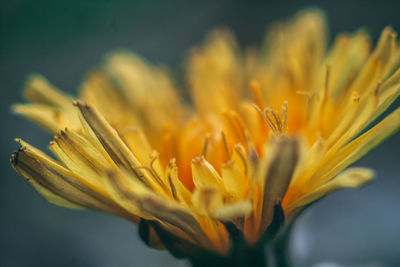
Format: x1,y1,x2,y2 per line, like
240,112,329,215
10,9,400,260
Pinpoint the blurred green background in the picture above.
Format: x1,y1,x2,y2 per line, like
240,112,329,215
1,0,399,266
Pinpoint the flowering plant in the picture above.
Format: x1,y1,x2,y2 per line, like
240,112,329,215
11,9,399,267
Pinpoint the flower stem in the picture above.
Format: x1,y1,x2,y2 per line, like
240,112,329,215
271,235,291,267
188,243,267,267
271,220,295,267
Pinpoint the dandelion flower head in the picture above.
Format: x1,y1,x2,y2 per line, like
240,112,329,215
11,9,400,258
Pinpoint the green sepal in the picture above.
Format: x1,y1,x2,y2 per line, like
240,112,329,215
138,203,286,267
144,219,215,260
138,219,164,250
257,203,285,244
138,219,152,248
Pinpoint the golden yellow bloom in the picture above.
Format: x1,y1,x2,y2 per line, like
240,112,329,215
10,9,400,262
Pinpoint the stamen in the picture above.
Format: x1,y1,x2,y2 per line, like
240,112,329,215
296,91,312,118
281,100,288,133
54,110,62,124
391,32,397,55
322,64,331,105
234,144,248,175
316,64,331,124
264,108,282,133
202,134,210,158
351,91,360,103
341,67,357,93
161,125,173,165
374,81,381,108
244,131,259,164
149,152,168,190
167,173,178,201
128,165,151,187
254,105,277,133
233,113,248,143
253,104,288,134
224,111,247,145
149,151,159,173
295,91,313,99
221,131,231,160
134,152,168,192
250,80,265,109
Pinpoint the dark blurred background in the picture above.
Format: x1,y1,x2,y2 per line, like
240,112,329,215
1,1,399,266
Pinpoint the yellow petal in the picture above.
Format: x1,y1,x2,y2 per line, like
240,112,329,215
212,200,253,221
362,68,400,129
310,107,400,188
346,27,397,103
288,167,374,210
11,149,83,210
11,140,123,215
13,74,81,133
104,51,184,147
191,156,224,190
166,159,192,205
262,9,327,95
192,187,224,215
326,30,371,101
13,104,65,134
104,170,212,248
12,103,81,134
102,169,153,219
327,69,400,153
23,74,74,108
80,69,140,129
49,129,110,195
221,156,247,201
187,29,241,116
120,128,158,172
74,102,168,194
